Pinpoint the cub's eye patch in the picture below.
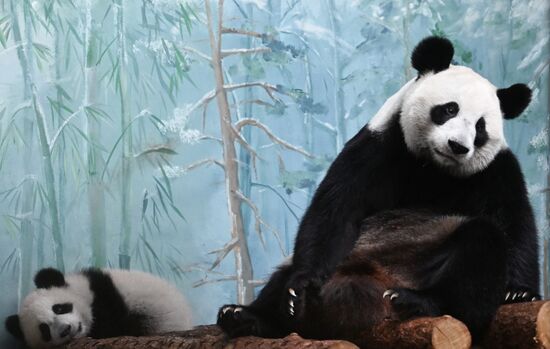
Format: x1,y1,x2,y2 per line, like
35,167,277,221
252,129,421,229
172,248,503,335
52,303,73,315
39,323,52,342
474,117,488,147
431,102,459,125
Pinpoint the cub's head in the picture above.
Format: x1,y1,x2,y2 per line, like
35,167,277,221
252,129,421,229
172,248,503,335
393,36,531,176
5,268,92,349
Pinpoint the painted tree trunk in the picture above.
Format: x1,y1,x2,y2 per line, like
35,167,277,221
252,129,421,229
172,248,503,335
545,71,550,298
116,0,133,269
10,0,34,301
54,19,66,246
85,0,107,267
238,4,254,244
205,0,254,304
327,0,346,151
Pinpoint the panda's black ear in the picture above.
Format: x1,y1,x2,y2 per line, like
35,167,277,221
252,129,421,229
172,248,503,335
34,268,66,289
5,315,24,341
497,83,532,119
411,36,454,75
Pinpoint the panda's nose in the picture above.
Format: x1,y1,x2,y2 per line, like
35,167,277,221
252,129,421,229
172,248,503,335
60,325,71,338
448,140,469,155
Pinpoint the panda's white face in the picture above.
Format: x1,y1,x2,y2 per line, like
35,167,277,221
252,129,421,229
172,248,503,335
400,65,506,176
18,278,93,349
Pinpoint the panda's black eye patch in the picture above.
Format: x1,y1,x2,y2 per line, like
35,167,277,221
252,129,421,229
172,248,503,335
39,323,52,342
431,102,459,125
52,303,73,315
474,117,488,147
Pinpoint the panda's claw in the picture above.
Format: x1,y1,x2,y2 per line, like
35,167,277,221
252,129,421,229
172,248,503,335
234,307,243,313
505,292,511,301
522,291,529,299
289,288,297,298
390,292,399,300
383,289,393,299
532,297,537,302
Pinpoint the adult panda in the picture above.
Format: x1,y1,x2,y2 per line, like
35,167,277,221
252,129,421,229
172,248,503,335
217,36,540,343
5,267,192,348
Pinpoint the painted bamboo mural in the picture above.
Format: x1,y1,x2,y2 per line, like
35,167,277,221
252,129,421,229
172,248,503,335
0,0,547,346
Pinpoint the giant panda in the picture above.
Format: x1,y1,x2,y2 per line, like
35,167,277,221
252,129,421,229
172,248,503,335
217,36,540,343
5,267,192,348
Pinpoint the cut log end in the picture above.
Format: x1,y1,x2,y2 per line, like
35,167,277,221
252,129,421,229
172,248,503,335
537,301,550,348
431,315,472,349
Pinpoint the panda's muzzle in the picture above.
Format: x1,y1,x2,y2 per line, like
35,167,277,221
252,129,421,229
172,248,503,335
60,324,72,338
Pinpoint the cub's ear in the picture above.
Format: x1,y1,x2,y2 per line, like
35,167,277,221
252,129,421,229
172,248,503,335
411,36,454,75
34,268,66,289
497,83,532,119
5,315,24,341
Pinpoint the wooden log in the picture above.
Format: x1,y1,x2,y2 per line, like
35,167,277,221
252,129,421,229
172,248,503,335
65,325,359,349
483,300,550,349
65,301,550,349
357,315,471,349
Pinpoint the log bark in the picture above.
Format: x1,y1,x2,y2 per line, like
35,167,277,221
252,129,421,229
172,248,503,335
66,325,358,349
66,301,550,349
483,300,550,349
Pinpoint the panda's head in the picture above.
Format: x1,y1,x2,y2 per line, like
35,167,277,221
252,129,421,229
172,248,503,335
5,268,93,348
399,36,531,176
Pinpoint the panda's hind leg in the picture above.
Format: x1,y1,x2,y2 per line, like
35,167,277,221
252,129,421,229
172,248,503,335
388,217,507,341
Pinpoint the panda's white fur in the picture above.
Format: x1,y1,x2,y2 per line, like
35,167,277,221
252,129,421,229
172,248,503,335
107,269,192,333
10,268,192,349
370,65,507,177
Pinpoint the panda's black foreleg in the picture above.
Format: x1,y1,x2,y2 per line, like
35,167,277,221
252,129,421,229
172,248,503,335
217,264,294,338
387,217,507,341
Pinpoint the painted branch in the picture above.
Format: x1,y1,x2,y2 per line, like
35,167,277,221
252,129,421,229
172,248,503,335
66,325,359,349
221,47,271,58
483,300,550,349
234,118,314,158
221,27,264,38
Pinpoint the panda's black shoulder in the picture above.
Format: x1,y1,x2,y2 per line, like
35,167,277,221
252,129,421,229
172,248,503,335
486,148,525,182
483,148,529,200
81,268,148,338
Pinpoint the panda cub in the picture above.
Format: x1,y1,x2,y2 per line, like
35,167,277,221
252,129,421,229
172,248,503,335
218,36,540,343
5,268,192,348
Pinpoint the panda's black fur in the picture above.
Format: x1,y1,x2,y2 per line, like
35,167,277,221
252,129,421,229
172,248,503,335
81,268,149,338
217,36,540,344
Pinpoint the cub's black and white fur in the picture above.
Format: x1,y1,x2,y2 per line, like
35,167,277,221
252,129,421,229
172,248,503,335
5,268,192,348
217,36,540,343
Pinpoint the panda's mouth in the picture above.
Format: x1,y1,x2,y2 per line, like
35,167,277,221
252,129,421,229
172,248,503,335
434,149,460,165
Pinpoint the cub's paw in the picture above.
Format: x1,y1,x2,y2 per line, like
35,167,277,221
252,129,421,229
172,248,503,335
217,304,259,338
384,288,440,320
504,288,541,304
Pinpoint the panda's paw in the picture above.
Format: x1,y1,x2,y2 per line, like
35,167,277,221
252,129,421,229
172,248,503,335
217,304,259,338
504,288,541,304
384,288,440,320
283,274,323,319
